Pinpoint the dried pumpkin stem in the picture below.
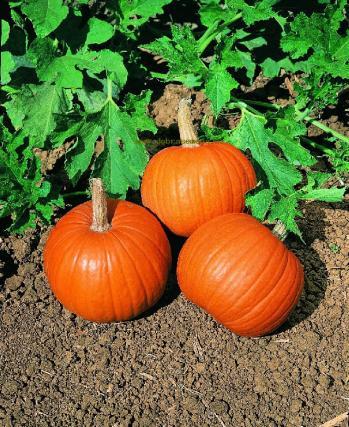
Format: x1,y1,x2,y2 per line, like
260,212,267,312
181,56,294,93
272,220,288,241
90,178,110,232
178,98,200,148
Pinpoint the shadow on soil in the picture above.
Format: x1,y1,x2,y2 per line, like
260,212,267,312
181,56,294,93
278,201,337,333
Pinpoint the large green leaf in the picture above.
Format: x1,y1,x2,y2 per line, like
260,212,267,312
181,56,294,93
205,64,238,116
246,188,274,220
4,83,71,145
85,18,114,46
1,20,10,46
119,0,172,37
65,119,102,185
232,110,302,194
142,25,206,86
268,195,303,238
28,39,128,89
21,0,69,37
96,101,149,195
124,91,157,133
60,91,155,195
270,107,316,167
281,1,349,81
1,51,16,84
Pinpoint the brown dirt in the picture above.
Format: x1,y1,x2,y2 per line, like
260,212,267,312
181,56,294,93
34,140,73,174
151,84,211,130
1,85,349,426
0,201,348,426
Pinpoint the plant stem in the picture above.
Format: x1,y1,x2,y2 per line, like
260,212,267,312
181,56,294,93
177,98,200,147
301,136,335,156
90,178,110,232
197,12,243,54
272,220,288,241
106,75,113,101
228,97,261,116
302,116,349,144
197,22,220,53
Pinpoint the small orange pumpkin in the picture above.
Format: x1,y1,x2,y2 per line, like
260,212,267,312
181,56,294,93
44,179,172,322
141,99,256,237
177,213,304,337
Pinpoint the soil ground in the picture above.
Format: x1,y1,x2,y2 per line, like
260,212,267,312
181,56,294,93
0,85,348,427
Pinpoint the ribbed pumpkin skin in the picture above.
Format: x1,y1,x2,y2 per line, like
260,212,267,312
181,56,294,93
141,142,256,237
177,214,304,337
44,200,171,322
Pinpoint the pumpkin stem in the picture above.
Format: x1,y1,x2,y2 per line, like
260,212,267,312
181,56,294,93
272,220,288,241
90,178,110,232
178,98,200,147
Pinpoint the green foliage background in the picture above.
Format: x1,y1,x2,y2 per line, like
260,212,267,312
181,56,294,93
1,0,348,235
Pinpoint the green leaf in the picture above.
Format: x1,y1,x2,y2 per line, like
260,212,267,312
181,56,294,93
85,17,114,46
38,55,84,88
234,0,285,27
234,51,255,81
333,36,349,61
1,51,16,84
4,83,71,145
199,3,227,27
326,138,349,174
260,57,297,78
282,13,322,59
61,98,149,195
29,40,127,89
293,73,343,113
270,107,316,166
205,64,238,116
65,119,102,185
300,188,345,202
280,3,349,82
11,9,25,27
1,20,10,46
200,0,285,28
119,0,172,37
142,25,206,86
240,36,267,50
124,91,157,133
0,127,63,232
222,48,256,81
21,0,69,37
76,89,106,114
305,172,332,189
246,188,274,220
269,195,303,237
232,110,302,195
89,50,128,88
96,101,149,195
300,171,346,202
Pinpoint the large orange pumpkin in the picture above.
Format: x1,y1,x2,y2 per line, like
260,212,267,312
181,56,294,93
44,179,171,322
177,213,304,337
141,99,256,237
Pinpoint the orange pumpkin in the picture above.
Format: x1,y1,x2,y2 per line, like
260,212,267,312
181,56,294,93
44,179,171,322
177,213,304,337
141,99,256,237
